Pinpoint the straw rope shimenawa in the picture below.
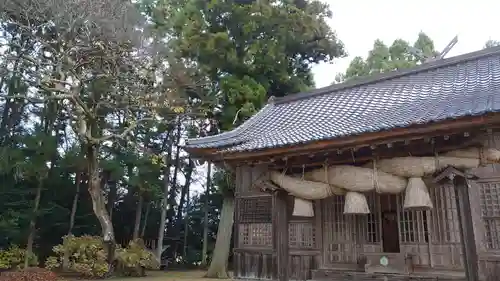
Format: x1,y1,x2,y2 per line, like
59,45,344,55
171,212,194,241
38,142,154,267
269,147,500,215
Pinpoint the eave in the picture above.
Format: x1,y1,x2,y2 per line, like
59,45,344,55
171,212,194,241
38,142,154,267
185,113,500,167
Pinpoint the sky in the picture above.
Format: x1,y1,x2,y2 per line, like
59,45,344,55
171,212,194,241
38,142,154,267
190,0,500,193
312,0,500,87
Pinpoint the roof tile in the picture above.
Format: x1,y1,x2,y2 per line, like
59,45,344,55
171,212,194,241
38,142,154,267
186,47,500,152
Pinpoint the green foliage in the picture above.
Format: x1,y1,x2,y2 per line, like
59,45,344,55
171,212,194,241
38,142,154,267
335,32,438,83
115,239,159,276
45,235,109,278
182,188,222,263
0,267,60,281
212,169,235,196
0,0,350,271
153,0,346,130
485,40,500,49
45,236,159,278
0,245,38,270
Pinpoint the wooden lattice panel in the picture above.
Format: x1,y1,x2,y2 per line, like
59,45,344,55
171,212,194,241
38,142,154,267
289,221,315,249
366,193,380,244
427,184,463,268
239,196,272,223
239,223,272,247
321,193,383,265
430,183,461,244
400,210,429,244
322,196,357,263
479,181,500,250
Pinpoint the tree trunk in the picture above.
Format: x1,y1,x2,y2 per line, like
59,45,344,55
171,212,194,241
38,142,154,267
86,144,115,266
0,51,22,146
175,159,193,224
172,158,193,258
183,180,190,260
156,129,174,262
201,162,212,267
165,121,182,255
205,195,234,278
133,193,143,240
25,179,43,269
68,171,82,236
141,202,151,238
25,100,59,269
163,119,182,262
64,171,82,270
106,179,116,221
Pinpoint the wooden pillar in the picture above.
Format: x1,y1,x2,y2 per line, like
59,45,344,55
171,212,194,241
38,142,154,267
314,200,324,269
453,175,479,281
233,197,241,278
272,190,289,281
434,166,479,281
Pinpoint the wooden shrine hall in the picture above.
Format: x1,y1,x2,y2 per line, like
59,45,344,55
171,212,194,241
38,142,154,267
185,47,500,281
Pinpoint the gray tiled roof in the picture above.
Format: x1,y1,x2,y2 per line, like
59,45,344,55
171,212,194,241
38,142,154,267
186,46,500,152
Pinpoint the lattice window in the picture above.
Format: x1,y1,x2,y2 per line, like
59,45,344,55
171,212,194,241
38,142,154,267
289,221,315,248
366,193,380,244
355,192,380,244
479,181,500,250
430,183,461,244
397,193,429,244
426,184,464,268
239,223,272,247
323,196,358,263
238,196,273,248
400,209,429,243
239,196,272,223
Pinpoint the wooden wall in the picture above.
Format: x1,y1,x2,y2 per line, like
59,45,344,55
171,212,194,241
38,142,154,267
470,132,500,280
234,164,318,281
232,132,500,281
233,249,317,280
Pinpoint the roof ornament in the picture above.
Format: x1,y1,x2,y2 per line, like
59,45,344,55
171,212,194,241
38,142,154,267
408,35,458,63
267,95,276,104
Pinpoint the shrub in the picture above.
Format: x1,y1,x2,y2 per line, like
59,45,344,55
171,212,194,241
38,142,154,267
115,239,159,277
0,245,38,270
0,267,60,281
46,236,159,278
45,235,109,278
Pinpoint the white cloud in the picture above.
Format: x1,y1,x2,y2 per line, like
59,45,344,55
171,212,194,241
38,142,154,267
312,0,500,87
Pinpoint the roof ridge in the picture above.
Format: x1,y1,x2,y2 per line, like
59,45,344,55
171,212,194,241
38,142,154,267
275,45,500,105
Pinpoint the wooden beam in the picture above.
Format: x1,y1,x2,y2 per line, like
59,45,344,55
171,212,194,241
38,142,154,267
272,190,289,281
271,133,482,171
434,167,479,281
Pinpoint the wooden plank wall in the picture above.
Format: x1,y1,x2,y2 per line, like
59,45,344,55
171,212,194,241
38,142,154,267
233,249,317,280
234,164,319,281
479,256,500,281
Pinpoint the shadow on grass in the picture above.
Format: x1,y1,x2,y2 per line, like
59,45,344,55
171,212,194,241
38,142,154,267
62,270,234,281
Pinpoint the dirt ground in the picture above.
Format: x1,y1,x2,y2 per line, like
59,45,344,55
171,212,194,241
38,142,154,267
65,270,233,281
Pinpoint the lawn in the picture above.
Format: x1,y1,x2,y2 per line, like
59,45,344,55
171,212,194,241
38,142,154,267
65,270,233,281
